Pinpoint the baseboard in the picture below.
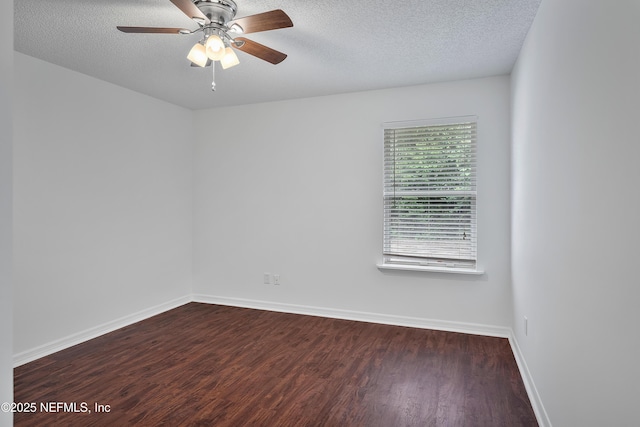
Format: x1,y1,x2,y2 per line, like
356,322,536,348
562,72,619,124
13,295,191,367
507,332,552,427
192,294,512,338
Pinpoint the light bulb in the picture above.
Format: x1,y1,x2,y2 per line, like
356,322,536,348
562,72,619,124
187,43,208,67
220,47,240,69
205,35,225,61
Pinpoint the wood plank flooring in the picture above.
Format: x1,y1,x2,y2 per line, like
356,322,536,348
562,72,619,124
14,303,538,426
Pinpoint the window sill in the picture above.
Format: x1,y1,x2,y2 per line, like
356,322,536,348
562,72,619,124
376,263,485,275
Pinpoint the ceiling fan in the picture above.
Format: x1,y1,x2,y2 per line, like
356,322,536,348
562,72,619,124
117,0,293,90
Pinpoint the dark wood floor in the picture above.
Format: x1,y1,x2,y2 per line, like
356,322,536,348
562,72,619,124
14,303,537,426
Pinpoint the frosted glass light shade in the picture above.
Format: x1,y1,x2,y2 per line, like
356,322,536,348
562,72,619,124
205,35,225,60
187,43,208,67
220,47,240,69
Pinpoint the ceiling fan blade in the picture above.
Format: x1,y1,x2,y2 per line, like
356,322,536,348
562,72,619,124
229,9,293,34
117,26,190,34
170,0,210,25
233,37,287,64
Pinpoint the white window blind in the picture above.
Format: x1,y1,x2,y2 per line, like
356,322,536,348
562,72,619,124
382,117,477,270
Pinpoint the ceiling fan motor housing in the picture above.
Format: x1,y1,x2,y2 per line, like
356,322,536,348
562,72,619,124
195,0,238,25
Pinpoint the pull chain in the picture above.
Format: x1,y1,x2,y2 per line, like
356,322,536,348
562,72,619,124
211,61,216,91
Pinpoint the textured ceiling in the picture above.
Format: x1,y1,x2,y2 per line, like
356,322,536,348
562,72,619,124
14,0,541,110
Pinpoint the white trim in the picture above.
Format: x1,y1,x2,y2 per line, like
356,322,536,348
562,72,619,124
192,294,510,338
382,115,478,129
12,295,191,367
508,331,552,427
377,262,485,275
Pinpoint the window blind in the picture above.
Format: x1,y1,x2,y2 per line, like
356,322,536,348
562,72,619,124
383,118,477,269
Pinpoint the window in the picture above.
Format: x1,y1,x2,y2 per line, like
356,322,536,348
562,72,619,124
380,116,478,273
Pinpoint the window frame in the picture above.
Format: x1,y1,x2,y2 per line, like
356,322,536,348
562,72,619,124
377,116,483,275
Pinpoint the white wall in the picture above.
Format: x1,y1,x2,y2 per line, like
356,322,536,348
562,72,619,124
0,0,13,425
193,76,513,329
511,1,640,425
13,53,194,356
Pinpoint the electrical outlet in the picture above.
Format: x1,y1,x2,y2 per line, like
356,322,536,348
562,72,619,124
273,274,280,285
263,273,271,285
524,316,528,336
